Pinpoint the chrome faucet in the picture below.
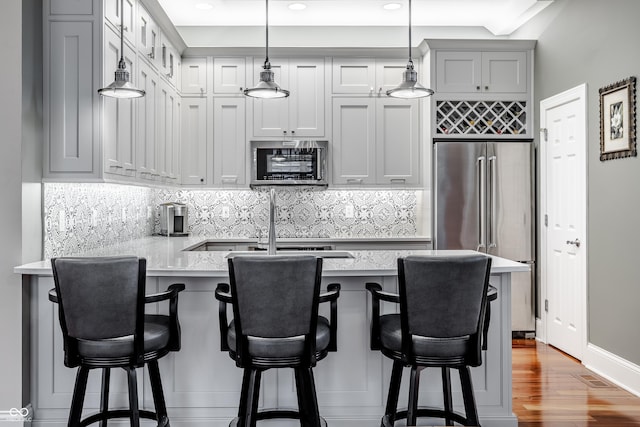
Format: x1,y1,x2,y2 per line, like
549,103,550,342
268,188,277,255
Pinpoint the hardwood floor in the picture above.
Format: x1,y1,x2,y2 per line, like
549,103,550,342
512,339,640,426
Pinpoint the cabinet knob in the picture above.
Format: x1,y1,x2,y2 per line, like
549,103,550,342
283,131,288,135
476,86,481,91
200,178,204,183
485,86,489,91
239,87,243,92
291,130,295,135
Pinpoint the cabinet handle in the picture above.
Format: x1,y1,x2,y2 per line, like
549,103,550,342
390,178,406,184
200,88,205,95
222,177,238,184
346,178,363,184
111,165,123,169
148,46,155,60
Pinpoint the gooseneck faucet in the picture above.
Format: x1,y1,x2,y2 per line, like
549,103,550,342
268,188,277,255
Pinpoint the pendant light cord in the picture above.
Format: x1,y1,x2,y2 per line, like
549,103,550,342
119,0,126,69
408,0,413,68
264,0,270,69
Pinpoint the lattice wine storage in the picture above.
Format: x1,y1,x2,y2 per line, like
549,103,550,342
436,100,527,136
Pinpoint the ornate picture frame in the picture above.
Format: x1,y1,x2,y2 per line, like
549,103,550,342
599,76,637,161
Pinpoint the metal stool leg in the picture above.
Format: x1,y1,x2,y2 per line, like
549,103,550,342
99,368,110,427
459,366,480,426
148,360,169,427
384,360,404,426
406,366,423,426
126,367,140,427
68,366,90,427
442,367,453,425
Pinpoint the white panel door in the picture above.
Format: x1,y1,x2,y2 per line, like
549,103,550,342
214,97,246,185
181,57,207,95
332,58,375,94
156,81,168,179
103,26,136,177
181,98,207,185
332,98,376,185
289,58,325,137
375,98,419,185
540,85,587,360
136,4,157,64
213,57,246,94
137,59,158,180
482,51,527,93
436,51,482,93
104,0,135,45
48,21,95,174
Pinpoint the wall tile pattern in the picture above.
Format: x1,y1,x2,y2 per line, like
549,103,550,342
45,184,421,258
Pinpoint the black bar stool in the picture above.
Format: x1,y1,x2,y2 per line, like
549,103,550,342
49,256,185,427
215,255,340,427
366,254,493,427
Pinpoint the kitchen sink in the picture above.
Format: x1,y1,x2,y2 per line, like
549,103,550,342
224,250,354,259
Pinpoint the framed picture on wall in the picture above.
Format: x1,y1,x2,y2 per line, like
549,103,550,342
599,76,637,161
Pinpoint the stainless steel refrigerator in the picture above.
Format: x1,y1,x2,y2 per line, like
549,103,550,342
432,139,535,332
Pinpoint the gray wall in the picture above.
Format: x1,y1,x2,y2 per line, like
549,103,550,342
517,0,640,364
0,0,25,409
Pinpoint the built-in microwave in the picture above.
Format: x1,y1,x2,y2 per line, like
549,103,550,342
250,140,328,187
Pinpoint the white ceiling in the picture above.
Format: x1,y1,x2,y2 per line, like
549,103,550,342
157,0,554,36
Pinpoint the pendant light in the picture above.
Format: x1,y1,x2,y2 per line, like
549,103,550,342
98,0,145,98
244,0,290,99
386,0,434,99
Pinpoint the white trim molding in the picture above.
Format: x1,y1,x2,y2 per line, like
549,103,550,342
583,343,640,398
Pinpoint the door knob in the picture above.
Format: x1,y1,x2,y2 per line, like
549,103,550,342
566,238,581,248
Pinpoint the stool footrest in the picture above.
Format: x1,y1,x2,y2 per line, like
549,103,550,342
229,410,327,427
80,409,160,427
384,408,470,427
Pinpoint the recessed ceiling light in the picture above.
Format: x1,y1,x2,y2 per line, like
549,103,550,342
288,3,307,11
383,3,402,10
195,2,213,10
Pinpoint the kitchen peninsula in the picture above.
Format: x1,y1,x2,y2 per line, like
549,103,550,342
16,237,528,427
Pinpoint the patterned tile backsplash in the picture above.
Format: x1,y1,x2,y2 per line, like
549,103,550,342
45,183,425,258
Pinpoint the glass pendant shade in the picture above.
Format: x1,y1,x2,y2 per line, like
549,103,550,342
387,0,433,99
244,66,289,99
244,0,289,99
98,0,145,99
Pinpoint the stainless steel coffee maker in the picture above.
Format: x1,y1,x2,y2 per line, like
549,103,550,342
159,202,189,236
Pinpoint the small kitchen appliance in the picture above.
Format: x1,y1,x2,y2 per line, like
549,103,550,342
159,202,189,236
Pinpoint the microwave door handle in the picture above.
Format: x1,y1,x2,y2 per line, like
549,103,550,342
477,156,486,252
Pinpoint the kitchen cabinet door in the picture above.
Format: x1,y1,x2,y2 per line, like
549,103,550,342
481,51,527,93
46,20,96,176
213,57,246,95
136,4,157,68
104,0,135,46
332,98,376,185
137,59,159,181
332,58,375,94
181,97,208,185
182,57,208,95
103,25,137,178
156,81,168,180
375,98,419,185
288,58,325,137
436,50,527,94
251,58,325,138
214,97,246,185
160,88,180,183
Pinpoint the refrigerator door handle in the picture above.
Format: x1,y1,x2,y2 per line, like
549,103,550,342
477,155,486,251
488,155,497,249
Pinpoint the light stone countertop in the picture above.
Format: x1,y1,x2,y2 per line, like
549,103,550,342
15,236,528,277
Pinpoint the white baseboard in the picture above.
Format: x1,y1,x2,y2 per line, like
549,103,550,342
0,404,33,422
583,343,640,398
535,317,545,343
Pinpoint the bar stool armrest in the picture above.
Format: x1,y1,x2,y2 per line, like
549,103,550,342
48,288,59,303
483,284,498,351
215,283,232,351
145,284,186,352
366,283,400,350
320,283,341,352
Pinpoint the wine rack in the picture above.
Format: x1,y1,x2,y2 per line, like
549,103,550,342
436,100,527,136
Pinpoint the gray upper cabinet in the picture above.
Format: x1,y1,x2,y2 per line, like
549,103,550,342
182,57,208,95
213,57,246,95
435,49,529,94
